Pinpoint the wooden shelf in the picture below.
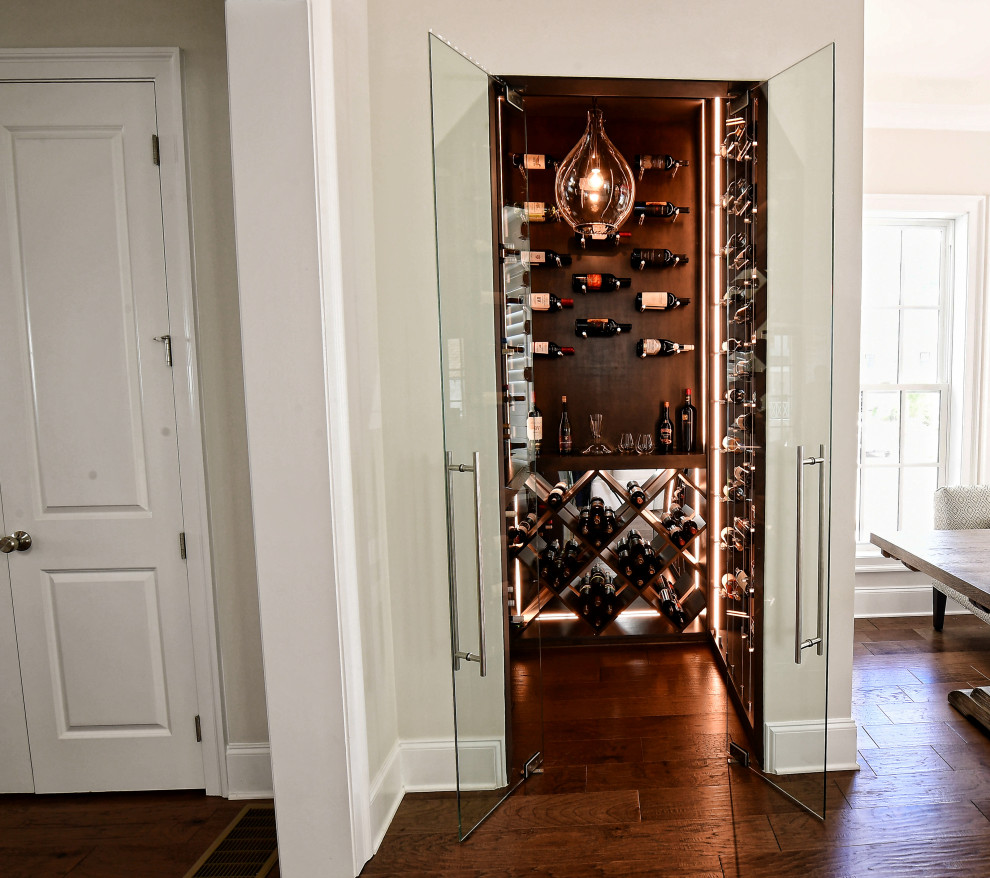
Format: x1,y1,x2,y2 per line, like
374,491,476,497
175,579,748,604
535,452,707,472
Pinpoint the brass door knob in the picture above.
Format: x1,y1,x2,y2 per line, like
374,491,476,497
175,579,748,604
0,531,32,553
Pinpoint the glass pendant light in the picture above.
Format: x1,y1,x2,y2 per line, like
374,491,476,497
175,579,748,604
554,102,636,242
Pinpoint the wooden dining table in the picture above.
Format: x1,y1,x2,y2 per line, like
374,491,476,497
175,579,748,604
870,528,990,729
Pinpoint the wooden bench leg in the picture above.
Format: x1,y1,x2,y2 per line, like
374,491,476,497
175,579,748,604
933,588,947,632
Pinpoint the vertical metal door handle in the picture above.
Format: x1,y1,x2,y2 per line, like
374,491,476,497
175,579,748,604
796,445,826,664
444,451,462,671
446,451,487,677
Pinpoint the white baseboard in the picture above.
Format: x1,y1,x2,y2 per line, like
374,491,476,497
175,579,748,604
225,742,274,799
763,717,859,775
855,583,971,618
368,742,403,852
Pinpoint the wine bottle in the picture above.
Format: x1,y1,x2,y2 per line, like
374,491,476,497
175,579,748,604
734,412,753,431
657,401,674,454
575,318,632,338
722,434,745,453
637,338,695,358
630,248,689,270
635,153,688,178
626,480,646,508
725,387,748,404
677,388,697,453
735,568,752,594
517,201,559,222
574,229,632,246
589,497,605,529
527,404,543,455
562,538,581,577
633,201,690,221
531,293,574,312
721,338,747,353
546,480,568,509
635,291,691,311
510,512,537,543
734,464,754,484
532,341,575,357
502,337,524,355
723,481,746,502
572,273,632,294
658,579,688,628
721,285,752,306
521,248,572,267
511,153,558,172
558,395,572,454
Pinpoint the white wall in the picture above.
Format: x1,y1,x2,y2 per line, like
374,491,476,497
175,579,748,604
0,0,267,747
366,0,864,763
858,127,990,616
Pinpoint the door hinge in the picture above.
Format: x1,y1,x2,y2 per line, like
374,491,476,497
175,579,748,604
153,334,173,367
179,532,187,560
194,714,202,742
152,134,160,166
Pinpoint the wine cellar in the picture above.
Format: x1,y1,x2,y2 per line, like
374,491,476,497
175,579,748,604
432,37,833,833
491,77,768,754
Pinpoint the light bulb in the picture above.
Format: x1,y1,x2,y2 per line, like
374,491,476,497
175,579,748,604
554,108,635,237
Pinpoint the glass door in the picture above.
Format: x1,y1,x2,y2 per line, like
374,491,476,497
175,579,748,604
428,34,543,840
726,44,835,818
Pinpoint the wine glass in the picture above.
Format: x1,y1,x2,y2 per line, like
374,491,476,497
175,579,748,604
636,433,654,455
618,432,635,454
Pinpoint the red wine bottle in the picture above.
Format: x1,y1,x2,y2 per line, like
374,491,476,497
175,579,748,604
531,293,573,312
677,388,697,453
522,248,572,267
546,480,568,509
633,201,690,221
511,153,558,172
725,387,748,404
558,395,572,454
657,401,674,454
572,273,632,294
637,338,695,358
635,291,690,311
630,248,689,270
635,153,688,177
532,341,575,357
626,480,646,507
575,318,632,338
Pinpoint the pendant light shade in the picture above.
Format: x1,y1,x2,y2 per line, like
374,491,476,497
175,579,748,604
554,107,636,237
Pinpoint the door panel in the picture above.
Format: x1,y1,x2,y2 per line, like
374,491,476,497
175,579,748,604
429,35,542,839
0,81,203,792
753,44,835,817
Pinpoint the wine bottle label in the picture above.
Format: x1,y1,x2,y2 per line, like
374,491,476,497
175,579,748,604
640,292,673,309
523,154,546,169
533,341,548,355
521,250,546,264
641,338,662,356
527,417,543,441
586,274,602,289
531,293,550,310
524,201,546,221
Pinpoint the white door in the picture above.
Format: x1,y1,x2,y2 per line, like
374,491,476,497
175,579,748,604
0,81,204,792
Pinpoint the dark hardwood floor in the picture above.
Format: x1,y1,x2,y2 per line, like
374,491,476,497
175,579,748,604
362,613,990,877
0,791,277,878
5,614,990,877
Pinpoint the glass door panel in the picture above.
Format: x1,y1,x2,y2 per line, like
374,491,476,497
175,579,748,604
428,34,542,840
752,43,835,818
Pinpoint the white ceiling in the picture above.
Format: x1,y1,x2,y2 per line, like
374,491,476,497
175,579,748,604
865,0,990,130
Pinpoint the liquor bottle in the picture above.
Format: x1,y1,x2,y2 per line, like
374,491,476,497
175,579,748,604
531,293,574,312
516,201,559,222
633,201,690,221
677,388,697,453
637,338,695,358
630,248,690,270
635,153,688,178
558,395,572,454
511,153,558,172
521,248,572,267
626,480,646,507
575,318,632,338
635,291,691,311
532,341,575,357
546,480,568,509
725,387,748,404
527,403,542,455
572,273,632,294
657,401,674,454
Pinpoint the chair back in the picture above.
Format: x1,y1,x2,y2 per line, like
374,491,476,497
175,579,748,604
934,485,990,530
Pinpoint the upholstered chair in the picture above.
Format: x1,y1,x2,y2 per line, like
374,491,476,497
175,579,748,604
932,485,990,630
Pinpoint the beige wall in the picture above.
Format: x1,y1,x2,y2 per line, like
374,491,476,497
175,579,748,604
1,0,267,744
367,0,864,749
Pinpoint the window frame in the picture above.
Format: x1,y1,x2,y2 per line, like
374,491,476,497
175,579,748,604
856,195,987,568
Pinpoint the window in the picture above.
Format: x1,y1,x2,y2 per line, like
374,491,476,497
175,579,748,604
857,216,954,545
